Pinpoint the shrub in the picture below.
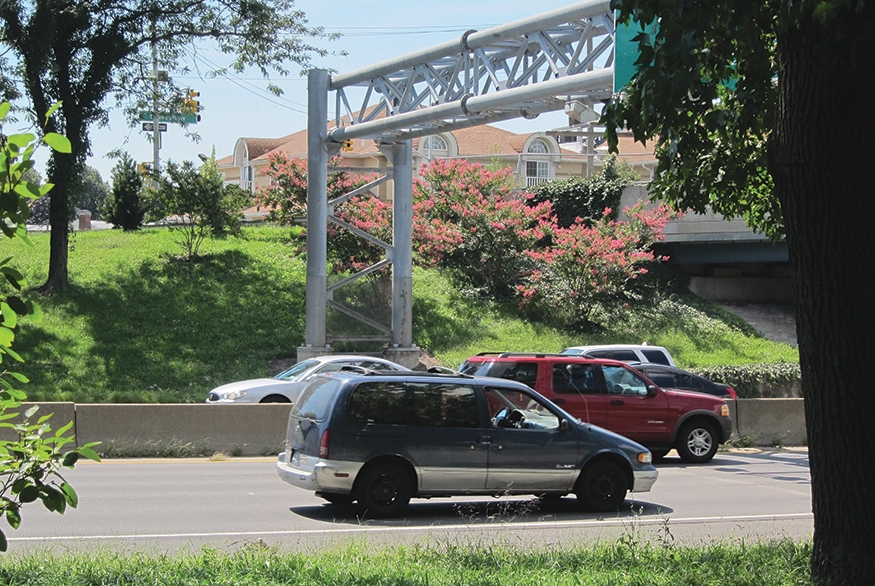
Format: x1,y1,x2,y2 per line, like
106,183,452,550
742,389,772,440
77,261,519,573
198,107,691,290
518,201,677,329
413,159,554,298
103,153,145,231
529,154,639,228
693,363,802,398
147,160,250,259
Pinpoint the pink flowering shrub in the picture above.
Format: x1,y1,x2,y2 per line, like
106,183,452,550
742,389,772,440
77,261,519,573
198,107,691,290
518,201,679,327
412,159,554,297
256,153,385,273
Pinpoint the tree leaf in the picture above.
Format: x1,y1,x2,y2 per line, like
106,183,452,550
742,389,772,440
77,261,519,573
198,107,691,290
60,482,78,508
77,446,101,462
0,102,10,120
43,133,72,154
45,101,62,120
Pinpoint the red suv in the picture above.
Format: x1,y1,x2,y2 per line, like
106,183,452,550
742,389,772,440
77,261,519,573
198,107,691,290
460,353,732,463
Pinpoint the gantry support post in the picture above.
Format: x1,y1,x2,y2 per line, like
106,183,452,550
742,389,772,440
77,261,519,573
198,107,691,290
378,141,419,366
299,69,332,361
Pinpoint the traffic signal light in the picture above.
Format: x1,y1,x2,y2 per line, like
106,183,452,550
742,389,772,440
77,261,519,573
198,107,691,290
341,139,353,152
183,89,201,122
137,162,152,175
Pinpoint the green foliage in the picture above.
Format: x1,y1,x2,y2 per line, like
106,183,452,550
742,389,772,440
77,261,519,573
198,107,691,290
693,363,802,399
75,166,110,221
104,153,144,231
0,102,99,551
530,154,639,228
0,0,333,292
147,159,250,260
0,539,814,585
604,1,782,238
1,228,799,403
10,226,308,403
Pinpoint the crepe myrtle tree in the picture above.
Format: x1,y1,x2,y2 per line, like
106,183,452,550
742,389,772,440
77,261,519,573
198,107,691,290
603,1,875,583
0,0,335,293
0,102,100,551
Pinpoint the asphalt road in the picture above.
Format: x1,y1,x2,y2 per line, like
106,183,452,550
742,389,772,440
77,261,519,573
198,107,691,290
7,449,812,554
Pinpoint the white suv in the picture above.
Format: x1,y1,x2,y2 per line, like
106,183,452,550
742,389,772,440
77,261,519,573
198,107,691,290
559,344,676,366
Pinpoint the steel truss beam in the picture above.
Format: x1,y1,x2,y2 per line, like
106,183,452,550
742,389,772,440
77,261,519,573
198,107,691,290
301,1,617,364
328,0,614,143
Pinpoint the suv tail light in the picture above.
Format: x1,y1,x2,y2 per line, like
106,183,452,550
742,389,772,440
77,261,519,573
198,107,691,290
319,429,330,459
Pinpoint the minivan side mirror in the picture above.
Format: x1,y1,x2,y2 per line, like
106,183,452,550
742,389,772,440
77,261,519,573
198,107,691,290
647,385,658,397
560,419,571,432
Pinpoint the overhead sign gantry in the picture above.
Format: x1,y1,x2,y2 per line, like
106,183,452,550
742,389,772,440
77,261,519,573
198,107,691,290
300,0,621,366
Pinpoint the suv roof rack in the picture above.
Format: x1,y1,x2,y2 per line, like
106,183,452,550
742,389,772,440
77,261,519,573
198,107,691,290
475,352,589,359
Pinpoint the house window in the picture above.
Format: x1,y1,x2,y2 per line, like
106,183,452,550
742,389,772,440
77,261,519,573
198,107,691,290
526,160,549,186
527,139,550,154
242,165,254,193
420,135,447,151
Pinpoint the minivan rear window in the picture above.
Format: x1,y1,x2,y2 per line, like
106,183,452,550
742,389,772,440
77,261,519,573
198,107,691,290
291,377,341,421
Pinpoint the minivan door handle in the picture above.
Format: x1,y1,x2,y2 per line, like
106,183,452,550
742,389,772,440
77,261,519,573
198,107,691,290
610,399,625,406
552,398,566,404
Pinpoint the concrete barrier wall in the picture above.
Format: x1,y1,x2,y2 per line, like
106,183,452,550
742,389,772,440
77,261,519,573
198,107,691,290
732,398,807,447
75,404,293,457
11,400,805,457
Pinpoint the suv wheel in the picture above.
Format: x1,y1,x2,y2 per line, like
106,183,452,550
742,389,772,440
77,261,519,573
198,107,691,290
676,421,719,463
575,461,627,512
356,464,412,518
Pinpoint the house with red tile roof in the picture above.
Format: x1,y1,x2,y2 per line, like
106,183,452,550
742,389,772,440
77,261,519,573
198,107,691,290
217,120,658,202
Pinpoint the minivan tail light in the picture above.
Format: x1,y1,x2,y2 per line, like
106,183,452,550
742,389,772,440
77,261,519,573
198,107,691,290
319,429,330,459
724,386,738,399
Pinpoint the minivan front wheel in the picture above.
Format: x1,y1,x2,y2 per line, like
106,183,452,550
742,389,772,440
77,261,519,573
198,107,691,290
575,460,628,512
356,464,412,518
676,420,718,463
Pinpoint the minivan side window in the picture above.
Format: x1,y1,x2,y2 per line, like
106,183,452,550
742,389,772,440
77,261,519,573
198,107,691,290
348,382,407,424
409,383,480,428
291,378,342,421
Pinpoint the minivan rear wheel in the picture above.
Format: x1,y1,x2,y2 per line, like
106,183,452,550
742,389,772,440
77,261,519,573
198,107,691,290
356,464,411,518
575,460,627,512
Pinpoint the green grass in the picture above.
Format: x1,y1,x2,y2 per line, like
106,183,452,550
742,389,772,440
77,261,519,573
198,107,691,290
5,226,797,403
0,540,813,585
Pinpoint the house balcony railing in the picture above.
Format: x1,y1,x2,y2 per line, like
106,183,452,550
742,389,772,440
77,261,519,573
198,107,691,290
526,176,551,187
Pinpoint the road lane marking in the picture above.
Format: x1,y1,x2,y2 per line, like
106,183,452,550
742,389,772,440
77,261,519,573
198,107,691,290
9,512,813,543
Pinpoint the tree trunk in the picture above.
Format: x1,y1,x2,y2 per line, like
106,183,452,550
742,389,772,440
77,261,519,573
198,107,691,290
770,5,875,585
41,151,74,294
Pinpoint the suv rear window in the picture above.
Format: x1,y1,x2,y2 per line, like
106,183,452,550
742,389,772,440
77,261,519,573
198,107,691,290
459,361,538,387
641,349,672,365
291,377,341,421
587,350,639,361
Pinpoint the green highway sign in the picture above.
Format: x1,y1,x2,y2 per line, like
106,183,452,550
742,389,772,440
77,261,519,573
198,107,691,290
138,111,199,124
613,12,658,94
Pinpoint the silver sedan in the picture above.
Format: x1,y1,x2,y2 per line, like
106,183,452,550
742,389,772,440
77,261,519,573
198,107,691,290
205,355,411,404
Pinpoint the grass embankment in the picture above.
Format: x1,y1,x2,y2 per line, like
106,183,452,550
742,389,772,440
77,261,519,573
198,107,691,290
8,226,797,403
0,541,812,585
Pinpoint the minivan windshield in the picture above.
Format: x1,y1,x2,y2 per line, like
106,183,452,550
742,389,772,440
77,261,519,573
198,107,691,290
291,377,341,421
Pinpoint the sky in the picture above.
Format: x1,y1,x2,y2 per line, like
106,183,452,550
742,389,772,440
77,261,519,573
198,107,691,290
80,0,580,182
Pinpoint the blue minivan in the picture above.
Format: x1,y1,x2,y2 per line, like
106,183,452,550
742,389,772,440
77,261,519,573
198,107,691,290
277,369,658,517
